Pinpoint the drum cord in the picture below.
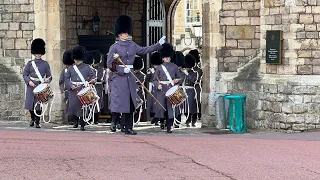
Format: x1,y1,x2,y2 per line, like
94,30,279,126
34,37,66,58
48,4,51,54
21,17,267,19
33,95,55,123
82,100,100,125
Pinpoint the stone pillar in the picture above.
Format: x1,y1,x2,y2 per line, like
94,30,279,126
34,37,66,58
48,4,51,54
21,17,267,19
201,0,225,127
34,0,66,122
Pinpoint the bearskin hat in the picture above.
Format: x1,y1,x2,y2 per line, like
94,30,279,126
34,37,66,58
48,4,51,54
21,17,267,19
133,55,144,70
91,50,101,64
174,51,185,67
150,51,162,65
84,51,94,65
72,45,86,61
185,54,196,68
114,15,133,36
31,38,46,55
160,43,174,59
189,49,201,63
62,50,74,65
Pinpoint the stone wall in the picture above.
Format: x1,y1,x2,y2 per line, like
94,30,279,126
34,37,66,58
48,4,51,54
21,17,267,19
219,0,260,72
210,0,320,132
66,0,144,50
0,0,34,120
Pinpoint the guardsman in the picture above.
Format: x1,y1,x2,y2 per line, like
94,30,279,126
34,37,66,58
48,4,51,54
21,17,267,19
107,15,165,135
23,38,52,128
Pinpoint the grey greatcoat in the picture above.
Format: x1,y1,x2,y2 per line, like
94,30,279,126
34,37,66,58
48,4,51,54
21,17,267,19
194,65,203,112
59,67,69,113
94,66,105,111
180,69,198,114
135,71,146,109
153,62,182,119
65,63,96,117
146,67,157,114
107,40,161,113
23,59,52,111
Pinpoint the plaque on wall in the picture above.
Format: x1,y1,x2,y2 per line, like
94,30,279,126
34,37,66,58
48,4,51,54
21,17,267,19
266,30,283,64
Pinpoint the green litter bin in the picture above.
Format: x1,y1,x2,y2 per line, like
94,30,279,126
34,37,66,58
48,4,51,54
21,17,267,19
224,94,247,133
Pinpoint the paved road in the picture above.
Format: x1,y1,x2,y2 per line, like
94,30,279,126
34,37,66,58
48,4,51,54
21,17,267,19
1,121,320,180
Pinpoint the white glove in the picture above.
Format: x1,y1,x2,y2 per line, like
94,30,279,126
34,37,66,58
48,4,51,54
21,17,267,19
183,69,189,75
158,36,166,45
124,67,130,74
150,68,155,74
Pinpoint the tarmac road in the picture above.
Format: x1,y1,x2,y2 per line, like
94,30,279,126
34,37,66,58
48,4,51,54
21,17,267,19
1,126,320,180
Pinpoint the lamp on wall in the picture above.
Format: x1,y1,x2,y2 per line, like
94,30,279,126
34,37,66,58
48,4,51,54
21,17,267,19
193,24,202,48
82,11,101,34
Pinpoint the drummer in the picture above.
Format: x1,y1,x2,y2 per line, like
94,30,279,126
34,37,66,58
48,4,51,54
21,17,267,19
91,50,105,124
181,54,198,127
153,43,181,133
59,49,74,125
133,55,146,124
23,38,52,128
65,46,96,131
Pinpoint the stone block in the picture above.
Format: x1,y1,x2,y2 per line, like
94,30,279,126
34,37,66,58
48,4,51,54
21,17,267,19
13,13,28,22
2,13,12,22
250,17,260,25
4,5,20,12
2,38,14,49
313,51,320,58
220,17,235,25
235,10,248,17
292,123,306,131
282,102,293,113
224,2,241,10
3,0,14,4
18,49,29,58
220,10,235,17
307,124,316,130
306,32,318,38
290,6,305,13
313,66,320,74
236,17,250,25
28,13,34,22
15,39,27,49
21,4,33,12
265,93,288,102
297,50,312,57
226,26,255,39
6,30,16,38
287,114,305,124
293,85,317,95
264,15,275,24
280,123,291,130
230,49,244,56
304,95,312,103
238,40,251,48
290,24,305,32
9,23,19,30
292,104,308,114
305,114,319,124
288,95,303,104
312,6,320,13
242,2,254,9
226,40,237,47
15,0,29,4
22,31,32,38
264,0,275,7
270,102,282,113
248,10,259,17
305,24,317,31
297,65,312,75
21,23,34,30
300,39,318,50
308,103,320,114
16,31,22,38
300,14,314,24
266,65,277,74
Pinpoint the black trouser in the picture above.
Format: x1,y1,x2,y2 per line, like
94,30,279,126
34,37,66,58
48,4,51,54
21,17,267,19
122,97,135,131
93,112,99,123
29,110,42,124
112,112,122,126
73,116,85,127
186,113,197,125
134,106,141,123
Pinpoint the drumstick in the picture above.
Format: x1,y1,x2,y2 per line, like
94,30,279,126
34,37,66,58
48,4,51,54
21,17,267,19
113,53,167,111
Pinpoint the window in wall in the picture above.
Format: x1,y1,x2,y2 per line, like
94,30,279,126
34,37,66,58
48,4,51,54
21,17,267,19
185,0,200,25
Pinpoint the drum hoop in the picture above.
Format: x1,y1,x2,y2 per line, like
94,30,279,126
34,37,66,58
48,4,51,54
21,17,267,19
165,85,180,97
33,83,50,93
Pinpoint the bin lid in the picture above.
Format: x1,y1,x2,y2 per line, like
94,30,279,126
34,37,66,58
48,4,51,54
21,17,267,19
224,94,246,99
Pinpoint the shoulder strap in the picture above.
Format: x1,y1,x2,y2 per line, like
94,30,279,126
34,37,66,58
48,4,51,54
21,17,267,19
161,65,174,86
31,61,44,83
73,65,86,84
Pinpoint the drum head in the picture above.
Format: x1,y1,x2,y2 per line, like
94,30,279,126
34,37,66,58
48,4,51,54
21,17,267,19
33,83,48,93
77,87,90,96
165,85,179,97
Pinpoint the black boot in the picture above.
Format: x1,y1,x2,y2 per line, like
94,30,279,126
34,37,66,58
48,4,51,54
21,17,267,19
94,113,99,124
125,129,137,135
110,121,116,132
167,118,173,133
29,111,35,127
35,117,41,128
73,116,78,128
191,114,197,127
80,126,85,131
79,117,85,131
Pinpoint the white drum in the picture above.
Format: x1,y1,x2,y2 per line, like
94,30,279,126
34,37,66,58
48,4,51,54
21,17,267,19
33,83,54,103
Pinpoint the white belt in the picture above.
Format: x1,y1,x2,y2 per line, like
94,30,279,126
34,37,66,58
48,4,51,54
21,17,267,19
119,65,133,68
195,82,200,85
71,81,84,85
183,86,195,89
30,77,40,81
95,82,103,85
160,81,171,85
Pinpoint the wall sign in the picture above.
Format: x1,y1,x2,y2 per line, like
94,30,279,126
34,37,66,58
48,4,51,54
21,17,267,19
266,30,283,64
